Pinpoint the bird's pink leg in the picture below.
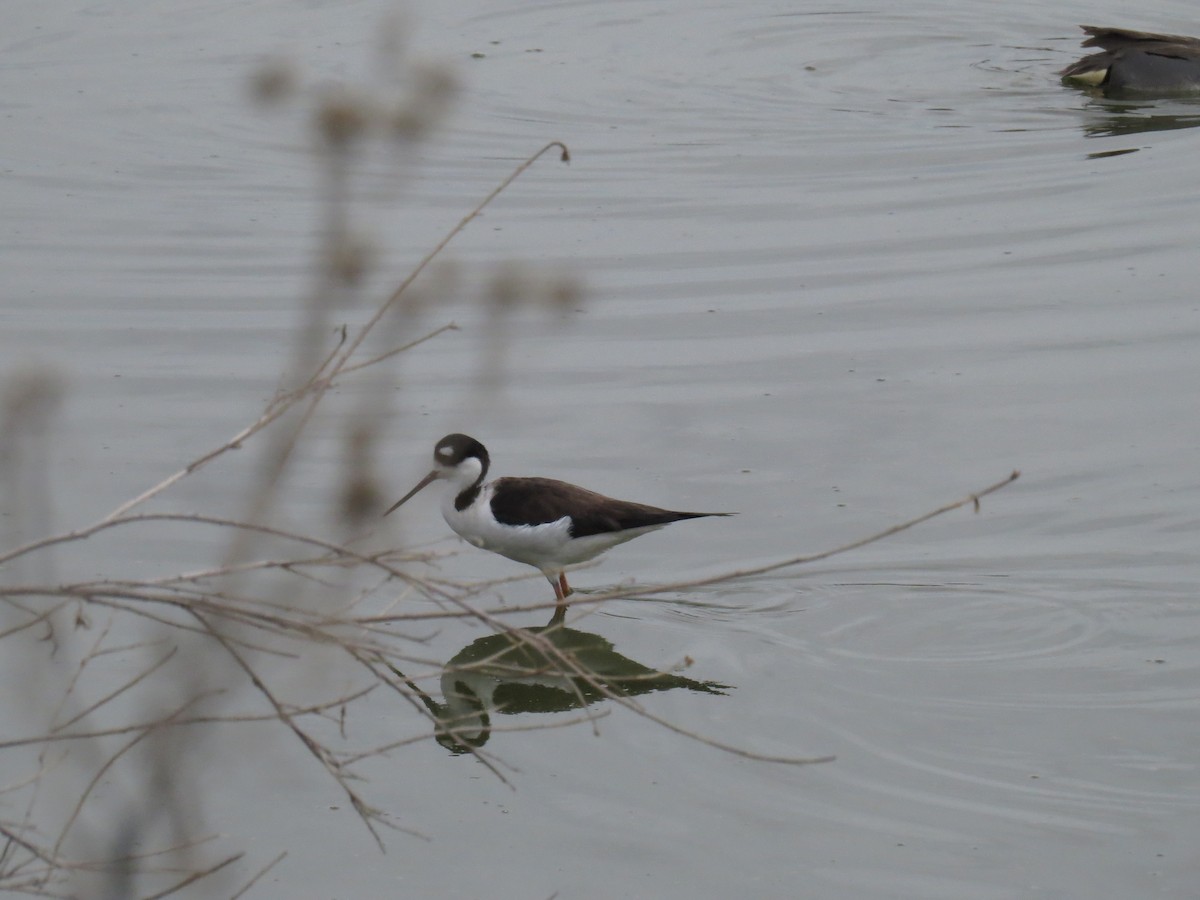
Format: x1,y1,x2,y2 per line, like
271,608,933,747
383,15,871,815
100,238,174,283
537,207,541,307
544,572,571,626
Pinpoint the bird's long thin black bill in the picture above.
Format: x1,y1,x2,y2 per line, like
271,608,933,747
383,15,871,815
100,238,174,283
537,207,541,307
383,469,439,516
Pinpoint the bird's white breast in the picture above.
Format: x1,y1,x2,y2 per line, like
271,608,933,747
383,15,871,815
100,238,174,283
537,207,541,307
441,482,576,569
439,478,673,575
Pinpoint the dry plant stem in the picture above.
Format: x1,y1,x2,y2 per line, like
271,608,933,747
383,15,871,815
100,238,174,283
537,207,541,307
0,598,69,641
565,469,1024,605
487,628,831,765
52,692,212,857
53,646,178,733
9,583,388,660
4,762,51,889
349,651,517,785
0,512,563,655
350,469,1020,627
53,617,116,720
370,616,832,766
0,513,426,586
185,611,428,848
139,850,243,900
343,468,1026,738
229,851,288,900
226,143,356,546
0,131,1016,880
341,704,609,766
2,469,1015,645
324,140,570,379
0,139,581,887
0,824,60,872
87,332,336,528
73,832,223,871
56,142,569,541
0,832,229,897
335,321,458,376
0,689,377,752
377,604,784,760
223,140,572,555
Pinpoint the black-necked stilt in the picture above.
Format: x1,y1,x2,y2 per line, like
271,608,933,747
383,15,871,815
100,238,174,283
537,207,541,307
385,433,732,607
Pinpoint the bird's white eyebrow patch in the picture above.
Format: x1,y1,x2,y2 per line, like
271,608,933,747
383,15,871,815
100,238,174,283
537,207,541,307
437,445,454,457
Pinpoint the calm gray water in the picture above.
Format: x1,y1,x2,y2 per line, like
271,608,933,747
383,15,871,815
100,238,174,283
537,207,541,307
4,0,1199,897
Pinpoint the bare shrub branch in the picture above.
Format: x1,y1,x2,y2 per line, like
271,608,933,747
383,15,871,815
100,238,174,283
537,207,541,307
0,18,1023,894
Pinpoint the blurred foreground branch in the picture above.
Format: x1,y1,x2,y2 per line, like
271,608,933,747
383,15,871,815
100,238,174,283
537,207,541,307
0,23,1022,900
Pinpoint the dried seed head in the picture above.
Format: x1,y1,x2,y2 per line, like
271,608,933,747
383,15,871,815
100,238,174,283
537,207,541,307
249,55,300,105
315,86,374,148
3,366,65,427
488,264,528,311
341,475,382,522
326,231,377,286
390,62,459,141
340,424,381,521
546,273,584,311
410,60,458,105
389,102,429,142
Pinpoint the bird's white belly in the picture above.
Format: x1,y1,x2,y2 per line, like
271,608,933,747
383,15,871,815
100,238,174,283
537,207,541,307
441,490,663,571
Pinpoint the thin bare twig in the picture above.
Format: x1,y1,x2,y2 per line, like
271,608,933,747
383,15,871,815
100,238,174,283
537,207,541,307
186,610,390,850
0,687,378,752
52,692,213,857
229,851,288,900
138,850,243,900
563,469,1023,604
53,647,178,733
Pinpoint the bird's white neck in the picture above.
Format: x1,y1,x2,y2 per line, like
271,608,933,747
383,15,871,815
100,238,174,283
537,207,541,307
444,456,485,492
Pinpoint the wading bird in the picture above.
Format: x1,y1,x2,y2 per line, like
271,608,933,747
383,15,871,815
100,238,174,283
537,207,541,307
385,434,731,609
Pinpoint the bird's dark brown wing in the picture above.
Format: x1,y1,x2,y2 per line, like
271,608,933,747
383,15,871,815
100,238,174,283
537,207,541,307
1078,26,1200,55
489,476,729,538
1062,26,1200,83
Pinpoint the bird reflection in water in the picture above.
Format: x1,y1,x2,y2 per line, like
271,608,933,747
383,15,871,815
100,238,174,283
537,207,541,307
388,615,730,754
